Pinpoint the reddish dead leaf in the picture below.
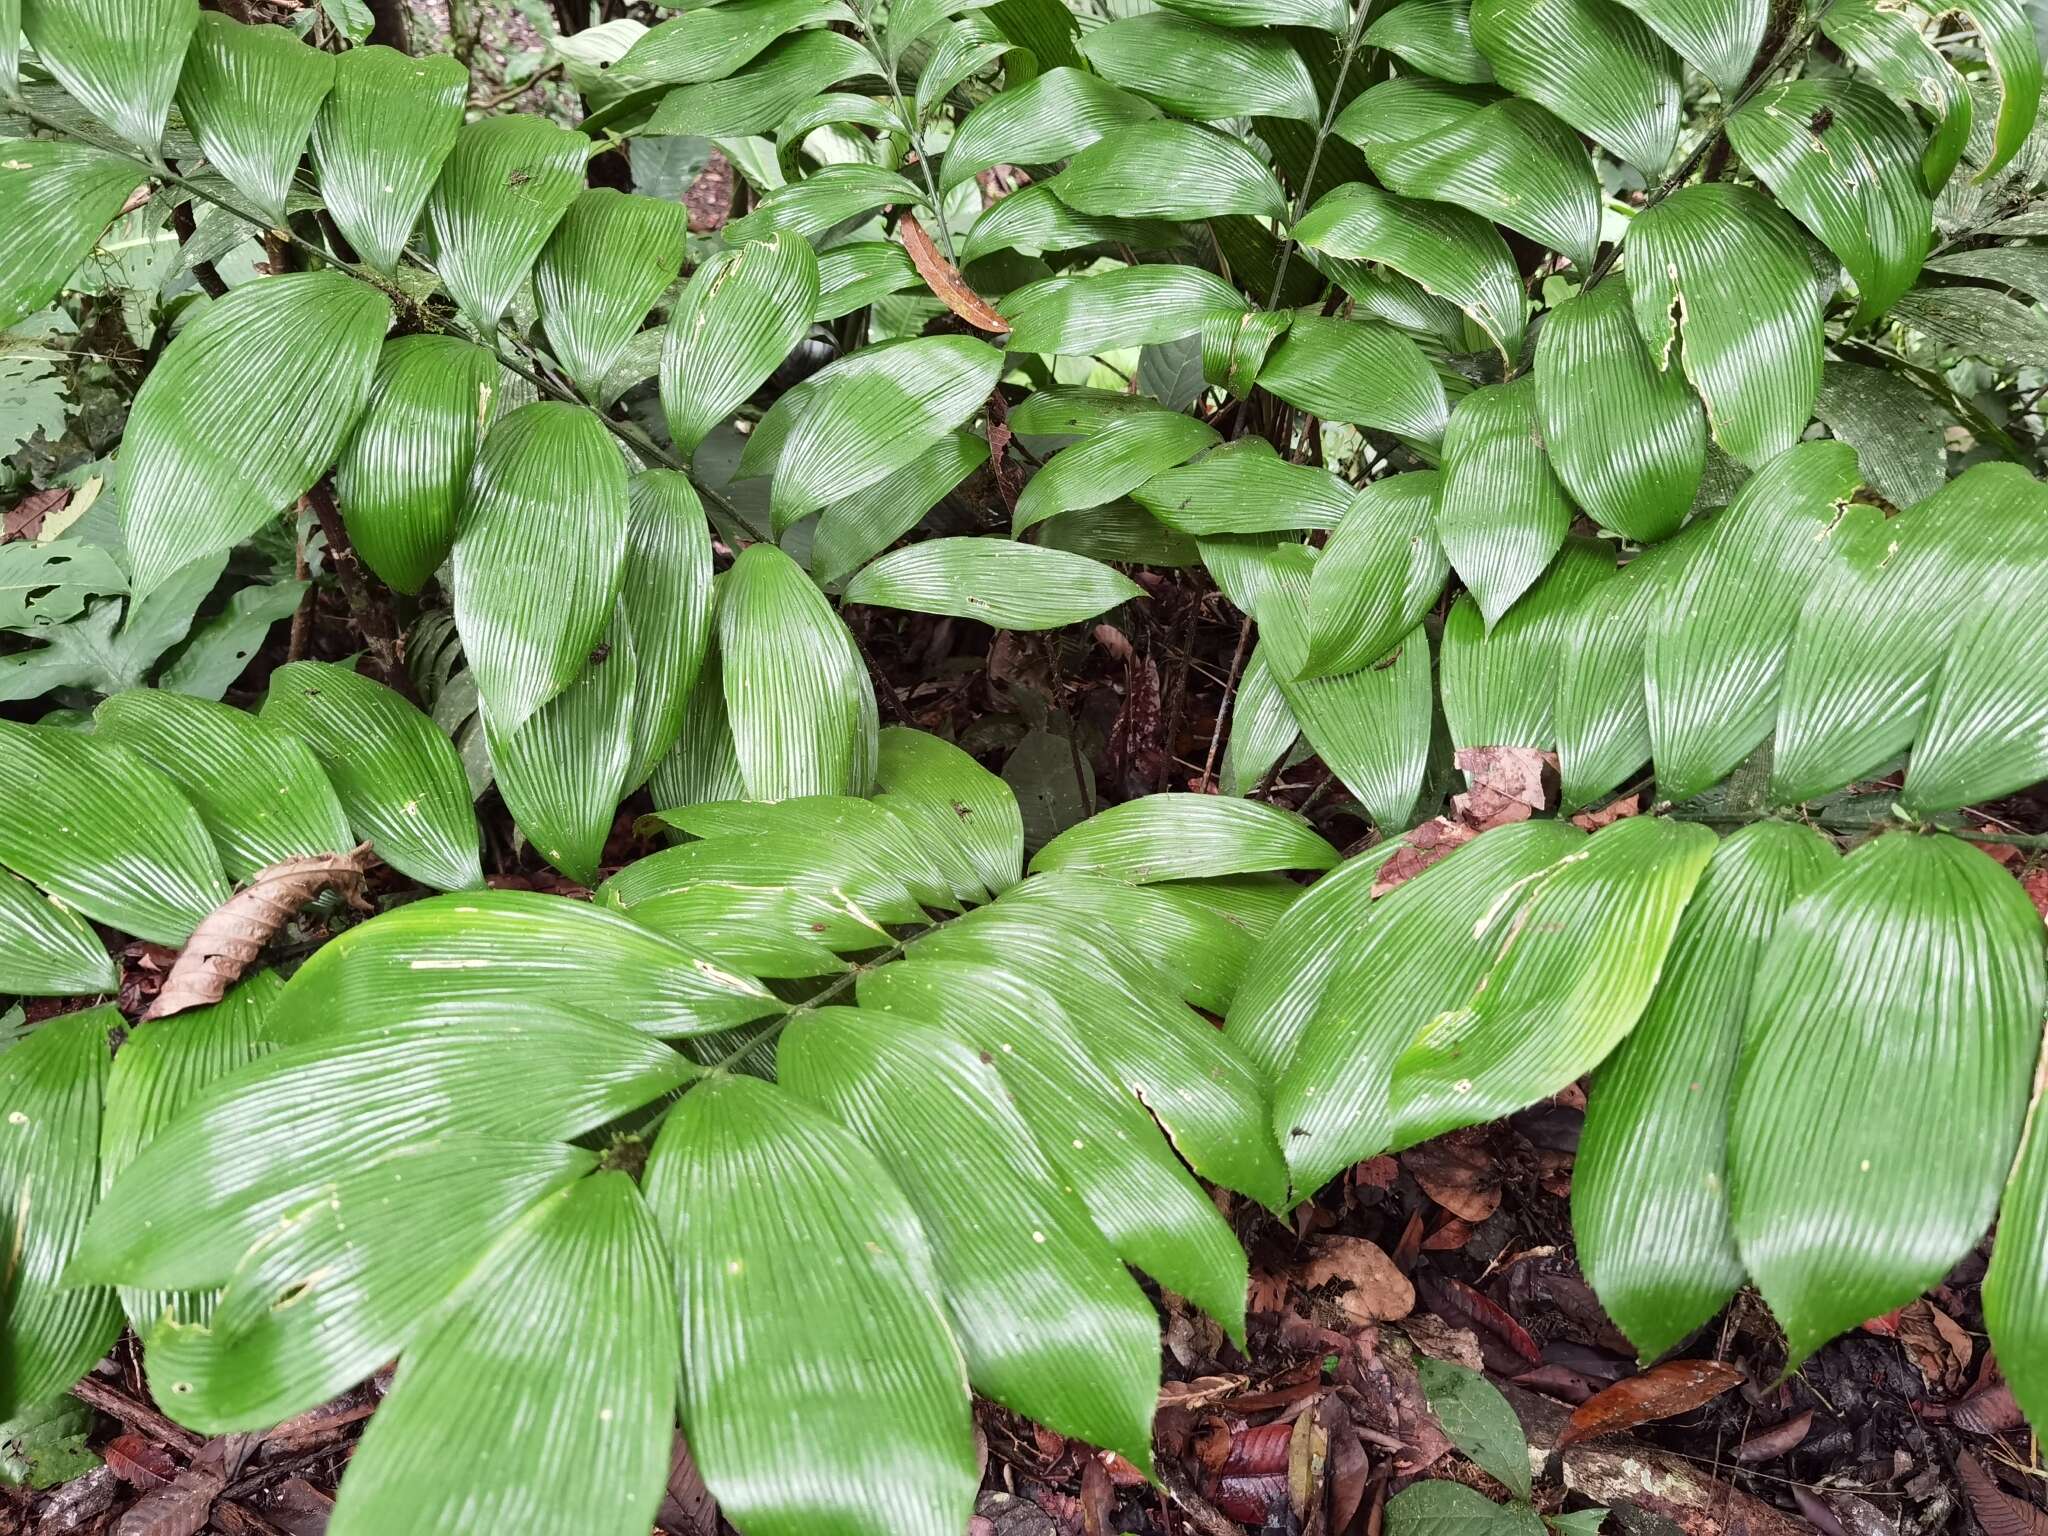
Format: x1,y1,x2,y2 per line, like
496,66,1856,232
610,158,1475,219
1201,1419,1292,1478
1160,1375,1252,1413
1953,1379,2026,1435
1571,793,1643,831
2021,868,2048,922
1733,1409,1812,1463
1353,1155,1400,1191
1298,1237,1416,1325
1402,1313,1484,1370
1451,746,1559,829
1894,1299,1973,1395
1416,1273,1540,1374
104,1433,176,1490
1957,1452,2048,1536
112,1467,224,1536
263,1478,337,1536
1557,1359,1745,1448
1402,1129,1503,1222
1513,1363,1600,1404
1371,819,1477,897
1210,1472,1290,1524
3,486,68,542
1080,1455,1116,1536
901,212,1009,333
658,1435,720,1536
145,846,372,1019
1420,1217,1475,1251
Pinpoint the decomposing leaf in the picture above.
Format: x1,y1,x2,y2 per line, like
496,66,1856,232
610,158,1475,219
144,847,373,1020
901,212,1009,334
1733,1410,1811,1462
1956,1453,2048,1536
1296,1236,1416,1324
1557,1360,1744,1447
1451,745,1559,828
1403,1129,1504,1222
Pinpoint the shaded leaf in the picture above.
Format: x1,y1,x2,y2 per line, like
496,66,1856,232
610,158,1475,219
426,114,590,330
310,45,469,273
1303,473,1447,678
176,15,335,226
1810,360,1948,510
662,233,820,462
535,189,687,402
1415,1357,1530,1498
1558,1361,1745,1447
812,430,988,588
1364,0,1496,85
0,870,115,998
0,142,142,332
1281,629,1434,830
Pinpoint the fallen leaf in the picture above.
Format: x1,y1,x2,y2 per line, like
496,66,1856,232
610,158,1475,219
1404,1129,1504,1222
111,1466,223,1536
1513,1363,1600,1403
1952,1379,2025,1435
1417,1273,1541,1375
2020,868,2048,922
902,212,1009,333
1571,794,1642,831
145,846,372,1020
1894,1299,1973,1395
658,1435,720,1536
1287,1396,1332,1522
1452,746,1559,829
1422,1217,1475,1251
1299,1237,1416,1325
1160,1375,1252,1412
1557,1360,1744,1448
1403,1314,1485,1371
103,1433,176,1491
1326,1397,1371,1533
3,486,68,542
1080,1455,1116,1536
1956,1453,2048,1536
1372,819,1478,896
1733,1410,1812,1463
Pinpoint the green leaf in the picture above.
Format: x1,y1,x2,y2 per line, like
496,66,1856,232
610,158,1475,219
334,335,504,596
1134,439,1353,535
0,1396,98,1489
644,1074,979,1536
648,651,747,814
1080,13,1318,123
1772,463,2048,804
310,46,469,273
0,538,126,636
1415,1357,1532,1498
1442,539,1613,754
722,163,927,245
813,430,988,588
781,1008,1161,1466
1612,0,1761,95
1819,0,1971,191
1053,121,1289,222
1646,441,1864,802
1338,79,1601,269
94,690,353,881
1303,473,1446,678
1436,379,1578,627
0,142,143,332
1256,315,1451,448
121,271,391,597
1625,184,1824,469
875,725,1023,900
845,539,1142,631
719,541,878,799
619,471,714,793
1293,182,1525,363
1925,245,2048,302
535,190,687,403
260,660,483,891
1389,1480,1547,1536
1155,0,1346,27
1363,0,1496,85
814,241,920,321
1726,80,1932,321
1386,816,1715,1149
1940,0,2041,179
1987,1036,2048,1431
743,336,1002,529
426,114,590,331
0,1009,120,1422
158,576,309,701
1002,264,1249,354
1575,822,1837,1362
1472,0,1679,171
941,64,1160,192
1202,306,1294,398
20,0,198,152
326,1174,675,1536
956,184,1178,267
642,31,874,138
1901,581,2047,810
1889,284,2048,370
454,401,630,736
1030,794,1337,881
176,15,335,226
1729,832,2044,1367
1015,411,1219,532
0,870,115,997
662,234,820,462
0,720,229,946
615,0,847,88
1810,360,1948,510
1280,627,1433,829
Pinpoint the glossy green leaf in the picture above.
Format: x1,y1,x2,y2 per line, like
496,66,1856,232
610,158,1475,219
618,471,713,794
845,539,1142,630
1535,277,1703,542
1389,1479,1547,1536
1054,121,1289,222
94,690,352,881
1646,441,1864,802
642,28,869,135
941,64,1161,191
956,183,1179,267
454,401,629,737
0,142,142,332
644,1074,978,1536
0,1008,120,1421
1890,284,2048,370
1625,184,1824,469
1080,13,1317,122
1938,0,2041,179
648,651,747,814
1442,538,1613,753
1256,316,1452,448
721,163,926,246
1613,0,1762,95
534,190,686,402
614,0,847,88
1471,0,1680,171
121,271,391,598
1301,473,1446,678
310,46,469,273
1575,822,1836,1362
1437,381,1574,626
328,1174,675,1536
1156,0,1345,26
426,114,590,330
333,334,503,596
1773,463,2048,804
1986,1041,2048,1432
1338,79,1601,269
1811,359,1948,510
1726,80,1933,321
1294,182,1524,362
1729,832,2045,1367
0,0,16,96
1202,306,1294,397
20,0,198,152
874,725,1023,901
813,431,988,588
1134,440,1352,534
1031,794,1337,881
719,541,878,800
1015,412,1219,532
175,15,334,226
1818,0,1970,192
1900,592,2048,814
1416,1358,1531,1498
1363,0,1495,84
781,1008,1160,1466
261,660,483,891
1002,265,1248,354
0,720,228,946
813,240,920,321
1281,626,1433,829
0,870,114,998
662,234,819,462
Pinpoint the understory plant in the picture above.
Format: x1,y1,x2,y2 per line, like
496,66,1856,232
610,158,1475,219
5,0,2048,1530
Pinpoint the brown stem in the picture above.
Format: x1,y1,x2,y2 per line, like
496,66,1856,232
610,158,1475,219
287,524,312,664
169,200,227,300
69,1376,205,1459
1196,613,1255,794
303,481,417,702
364,0,412,50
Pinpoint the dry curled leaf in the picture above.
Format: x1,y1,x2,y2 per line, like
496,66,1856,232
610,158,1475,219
901,212,1010,334
1452,746,1560,829
1371,819,1479,897
1558,1359,1744,1448
1403,1129,1504,1222
1298,1236,1416,1325
111,1467,224,1536
145,846,372,1020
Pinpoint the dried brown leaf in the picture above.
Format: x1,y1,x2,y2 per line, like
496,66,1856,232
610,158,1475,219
901,212,1009,333
1557,1360,1744,1448
1402,1130,1504,1222
1298,1237,1416,1325
104,1433,176,1491
1733,1409,1812,1462
1451,746,1559,829
112,1467,224,1536
1371,819,1479,897
1956,1453,2048,1536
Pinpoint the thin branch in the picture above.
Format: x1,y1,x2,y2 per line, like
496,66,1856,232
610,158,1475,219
303,481,417,702
1196,613,1255,794
1262,0,1376,313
